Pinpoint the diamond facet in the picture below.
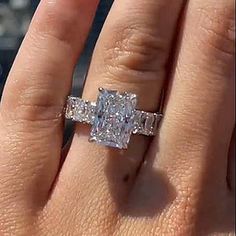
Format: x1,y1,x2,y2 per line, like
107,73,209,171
133,111,160,136
90,89,137,149
65,97,96,124
65,97,78,119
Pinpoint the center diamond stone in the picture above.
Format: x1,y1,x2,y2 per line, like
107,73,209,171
90,88,137,149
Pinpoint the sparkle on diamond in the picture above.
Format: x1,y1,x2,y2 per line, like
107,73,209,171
65,97,96,124
90,89,137,149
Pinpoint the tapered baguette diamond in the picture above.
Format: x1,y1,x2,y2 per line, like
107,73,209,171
133,111,162,136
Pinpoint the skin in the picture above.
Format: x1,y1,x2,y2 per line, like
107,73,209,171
0,0,235,235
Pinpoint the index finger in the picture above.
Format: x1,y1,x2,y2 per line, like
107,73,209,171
0,0,99,211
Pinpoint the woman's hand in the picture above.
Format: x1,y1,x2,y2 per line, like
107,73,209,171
0,0,234,235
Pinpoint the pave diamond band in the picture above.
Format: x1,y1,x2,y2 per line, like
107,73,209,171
65,88,163,149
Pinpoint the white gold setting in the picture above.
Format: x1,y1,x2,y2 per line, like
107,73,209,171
65,88,162,149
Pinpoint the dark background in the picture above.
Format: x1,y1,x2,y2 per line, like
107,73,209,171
0,0,113,97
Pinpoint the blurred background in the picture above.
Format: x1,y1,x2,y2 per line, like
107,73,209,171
0,0,113,98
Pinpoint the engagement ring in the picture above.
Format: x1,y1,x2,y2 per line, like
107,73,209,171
65,88,163,149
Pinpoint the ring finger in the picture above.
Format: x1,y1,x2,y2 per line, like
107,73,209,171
47,0,186,233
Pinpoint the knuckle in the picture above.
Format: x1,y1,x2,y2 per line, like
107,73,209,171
3,83,63,124
198,1,235,57
16,102,63,124
4,67,65,124
102,24,167,80
16,101,63,124
32,0,84,49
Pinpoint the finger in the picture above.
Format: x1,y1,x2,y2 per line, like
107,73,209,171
133,0,234,232
47,0,185,232
156,0,235,187
119,0,235,234
0,0,98,217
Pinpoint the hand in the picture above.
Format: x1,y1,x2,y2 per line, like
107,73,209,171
0,0,234,235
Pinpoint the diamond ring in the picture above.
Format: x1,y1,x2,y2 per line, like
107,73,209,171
65,88,163,149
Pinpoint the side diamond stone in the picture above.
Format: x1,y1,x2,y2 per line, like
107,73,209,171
133,111,162,136
65,97,78,119
145,113,155,135
65,96,96,124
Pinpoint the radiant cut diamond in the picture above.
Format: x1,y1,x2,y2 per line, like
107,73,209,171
90,89,137,149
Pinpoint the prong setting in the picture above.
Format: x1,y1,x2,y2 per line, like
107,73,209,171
98,87,104,93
